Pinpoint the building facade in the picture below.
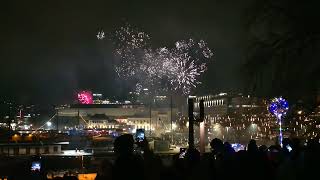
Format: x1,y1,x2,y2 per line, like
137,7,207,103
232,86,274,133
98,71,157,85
193,93,277,144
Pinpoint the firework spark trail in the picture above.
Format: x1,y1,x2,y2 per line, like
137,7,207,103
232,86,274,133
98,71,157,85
198,39,214,58
111,24,150,78
109,24,213,95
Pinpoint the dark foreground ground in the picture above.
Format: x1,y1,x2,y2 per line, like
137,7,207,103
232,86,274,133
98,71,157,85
0,137,319,180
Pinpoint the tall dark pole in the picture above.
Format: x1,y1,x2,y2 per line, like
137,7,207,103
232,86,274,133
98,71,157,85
170,95,173,131
170,95,173,143
77,109,80,128
188,98,194,150
56,108,59,131
149,100,152,136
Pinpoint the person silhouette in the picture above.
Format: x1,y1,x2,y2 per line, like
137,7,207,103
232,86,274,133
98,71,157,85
95,159,113,180
247,139,258,153
210,138,224,157
112,134,144,180
224,142,235,154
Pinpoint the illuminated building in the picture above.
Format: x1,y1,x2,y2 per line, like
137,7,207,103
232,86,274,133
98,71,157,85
92,93,103,104
56,103,177,136
127,117,153,131
193,93,277,144
194,93,319,144
194,93,228,115
289,104,320,139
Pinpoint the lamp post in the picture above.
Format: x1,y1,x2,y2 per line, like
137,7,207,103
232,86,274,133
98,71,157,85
170,95,173,143
188,98,194,150
149,100,152,136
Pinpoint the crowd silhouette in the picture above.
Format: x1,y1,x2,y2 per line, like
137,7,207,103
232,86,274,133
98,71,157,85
93,134,320,180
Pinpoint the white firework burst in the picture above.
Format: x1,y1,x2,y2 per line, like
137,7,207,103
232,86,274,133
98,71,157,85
96,30,105,40
109,24,214,95
111,24,150,78
169,54,207,95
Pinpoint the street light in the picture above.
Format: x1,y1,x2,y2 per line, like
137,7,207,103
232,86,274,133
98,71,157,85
172,123,177,130
47,121,52,127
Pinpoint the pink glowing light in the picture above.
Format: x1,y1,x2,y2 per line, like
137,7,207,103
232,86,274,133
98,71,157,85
77,91,93,104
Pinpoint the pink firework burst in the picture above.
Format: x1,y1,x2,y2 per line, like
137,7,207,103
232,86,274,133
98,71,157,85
77,91,93,104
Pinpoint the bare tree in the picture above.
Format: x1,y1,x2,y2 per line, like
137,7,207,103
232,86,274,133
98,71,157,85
244,0,320,101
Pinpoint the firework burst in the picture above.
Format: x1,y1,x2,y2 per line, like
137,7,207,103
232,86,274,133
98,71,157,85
170,56,206,95
109,24,214,95
77,91,93,104
110,24,150,78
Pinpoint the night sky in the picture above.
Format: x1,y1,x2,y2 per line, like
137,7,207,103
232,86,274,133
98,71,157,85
1,0,319,104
